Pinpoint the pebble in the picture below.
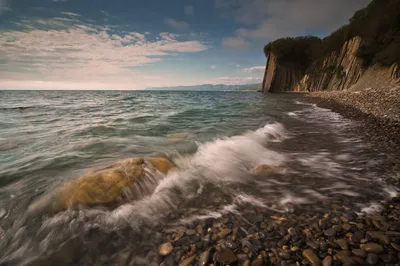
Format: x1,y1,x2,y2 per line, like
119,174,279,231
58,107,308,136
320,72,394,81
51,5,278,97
322,256,332,266
178,255,195,266
351,231,365,243
198,250,210,266
351,249,366,257
360,243,384,254
217,228,231,239
365,253,379,265
185,229,196,236
215,248,237,265
251,256,263,266
324,228,336,237
159,242,174,256
279,251,291,260
390,242,400,251
334,250,353,265
303,249,321,266
335,239,348,250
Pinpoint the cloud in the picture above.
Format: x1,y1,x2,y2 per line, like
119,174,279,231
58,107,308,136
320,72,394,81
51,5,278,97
0,16,209,89
210,65,217,70
222,37,250,50
164,18,190,31
217,0,371,48
184,5,194,17
61,12,80,17
241,65,265,73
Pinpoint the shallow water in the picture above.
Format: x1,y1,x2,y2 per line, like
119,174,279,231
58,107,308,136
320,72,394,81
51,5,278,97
0,90,398,265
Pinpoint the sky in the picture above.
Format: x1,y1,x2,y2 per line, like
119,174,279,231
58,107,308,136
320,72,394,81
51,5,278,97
0,0,371,90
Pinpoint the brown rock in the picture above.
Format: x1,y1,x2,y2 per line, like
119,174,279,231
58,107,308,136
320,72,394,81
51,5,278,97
179,255,195,266
159,242,173,256
28,157,176,213
303,249,321,266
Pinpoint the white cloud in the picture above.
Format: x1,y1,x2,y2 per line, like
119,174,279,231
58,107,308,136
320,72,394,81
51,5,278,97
0,17,209,89
61,12,80,17
211,65,217,70
217,0,371,48
164,18,190,31
236,64,240,68
222,37,250,50
241,66,265,73
184,5,194,17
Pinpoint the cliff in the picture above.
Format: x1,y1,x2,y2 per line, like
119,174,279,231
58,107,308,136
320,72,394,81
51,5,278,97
262,53,304,93
262,0,400,93
262,36,399,93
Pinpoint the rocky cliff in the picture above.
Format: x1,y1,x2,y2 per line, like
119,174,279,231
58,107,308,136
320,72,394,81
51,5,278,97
262,53,304,93
262,36,399,93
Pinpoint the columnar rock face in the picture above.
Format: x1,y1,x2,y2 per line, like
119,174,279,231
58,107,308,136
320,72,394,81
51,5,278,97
262,53,304,93
263,36,399,93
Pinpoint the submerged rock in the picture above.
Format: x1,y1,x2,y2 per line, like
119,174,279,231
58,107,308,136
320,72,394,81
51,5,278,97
28,157,176,214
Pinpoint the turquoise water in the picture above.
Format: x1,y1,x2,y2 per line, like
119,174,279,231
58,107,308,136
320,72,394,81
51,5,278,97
0,90,398,265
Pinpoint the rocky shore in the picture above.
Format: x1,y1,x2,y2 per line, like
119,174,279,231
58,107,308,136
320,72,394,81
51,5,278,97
303,86,400,153
146,195,400,266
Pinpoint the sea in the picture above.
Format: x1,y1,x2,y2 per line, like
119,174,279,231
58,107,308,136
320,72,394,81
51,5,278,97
0,90,398,265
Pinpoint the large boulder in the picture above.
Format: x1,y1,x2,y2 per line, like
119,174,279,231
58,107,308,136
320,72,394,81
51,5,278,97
28,157,175,214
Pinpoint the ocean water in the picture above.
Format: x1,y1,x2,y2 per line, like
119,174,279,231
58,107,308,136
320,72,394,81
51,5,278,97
0,90,398,265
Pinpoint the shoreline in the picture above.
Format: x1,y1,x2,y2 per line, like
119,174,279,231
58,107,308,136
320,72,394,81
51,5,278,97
302,87,400,155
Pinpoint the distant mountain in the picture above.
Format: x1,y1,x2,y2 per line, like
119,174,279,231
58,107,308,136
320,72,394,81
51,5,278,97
145,83,262,91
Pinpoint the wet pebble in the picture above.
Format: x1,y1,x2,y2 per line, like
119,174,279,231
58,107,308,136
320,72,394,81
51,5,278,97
322,256,332,266
303,249,321,266
324,228,336,237
365,253,379,265
360,243,384,254
159,242,174,256
215,248,237,265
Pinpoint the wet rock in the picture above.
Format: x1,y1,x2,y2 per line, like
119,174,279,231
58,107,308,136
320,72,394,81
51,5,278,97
251,256,263,266
185,229,196,236
174,236,189,247
29,157,176,213
303,249,321,266
178,255,195,266
196,224,204,236
343,212,358,221
332,225,342,232
288,227,297,236
360,243,384,254
351,249,366,258
162,255,176,266
351,231,365,243
342,224,352,231
334,250,353,265
365,253,379,265
335,239,348,250
324,228,336,237
159,242,174,256
367,231,390,245
279,251,291,260
198,250,210,266
390,242,400,251
215,248,237,265
322,256,332,266
217,228,231,239
319,241,329,251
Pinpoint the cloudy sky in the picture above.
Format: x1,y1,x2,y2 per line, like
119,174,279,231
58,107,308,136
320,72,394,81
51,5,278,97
0,0,371,90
